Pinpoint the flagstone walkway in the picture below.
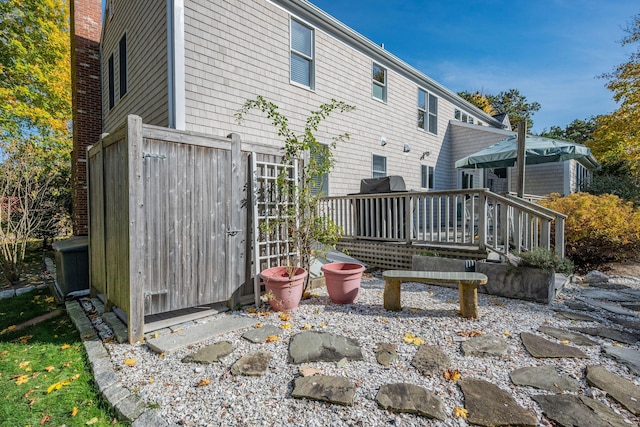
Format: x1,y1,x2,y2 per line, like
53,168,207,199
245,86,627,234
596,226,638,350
66,270,640,426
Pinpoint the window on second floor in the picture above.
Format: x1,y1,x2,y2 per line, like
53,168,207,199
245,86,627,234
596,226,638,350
421,165,434,189
108,54,115,110
372,154,387,178
372,63,386,102
290,19,314,89
119,34,128,98
418,89,438,134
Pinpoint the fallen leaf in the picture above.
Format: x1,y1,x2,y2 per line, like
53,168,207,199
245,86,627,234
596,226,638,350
197,379,210,387
23,389,35,398
279,313,291,321
409,308,421,314
403,333,424,346
124,358,137,367
44,296,55,303
255,323,263,329
19,361,30,369
15,375,29,385
503,331,511,336
0,325,15,335
62,361,72,368
443,369,461,381
301,323,312,330
86,417,99,425
281,323,291,329
453,407,468,418
44,366,55,372
159,353,165,358
71,407,79,417
84,333,94,339
560,339,570,345
60,344,71,350
18,335,32,344
148,378,154,383
0,350,8,357
40,415,50,424
247,308,257,314
318,322,327,327
47,379,71,393
380,318,388,323
265,335,280,342
28,397,36,406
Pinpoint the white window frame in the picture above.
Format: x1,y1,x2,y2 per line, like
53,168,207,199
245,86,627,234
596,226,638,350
372,63,387,102
418,88,438,135
372,154,387,178
421,165,434,189
290,19,314,89
454,108,482,126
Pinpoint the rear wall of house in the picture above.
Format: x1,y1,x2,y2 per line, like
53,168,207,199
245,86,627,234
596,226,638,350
182,0,499,195
101,1,169,131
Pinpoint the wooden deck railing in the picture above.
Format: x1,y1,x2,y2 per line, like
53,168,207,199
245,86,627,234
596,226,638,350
319,188,566,258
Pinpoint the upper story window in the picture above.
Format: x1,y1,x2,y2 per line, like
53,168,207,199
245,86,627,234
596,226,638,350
455,109,482,125
108,54,115,110
372,154,387,178
418,89,438,135
421,165,434,189
290,19,314,89
119,34,128,98
372,63,387,102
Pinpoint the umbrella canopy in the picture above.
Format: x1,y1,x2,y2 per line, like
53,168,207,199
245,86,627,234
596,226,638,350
455,135,598,170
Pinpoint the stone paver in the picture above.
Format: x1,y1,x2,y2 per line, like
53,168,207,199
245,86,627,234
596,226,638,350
145,316,257,355
231,351,272,376
375,383,445,420
533,394,629,427
291,375,356,406
553,309,600,322
288,331,363,364
520,332,587,358
621,303,640,312
538,326,596,346
458,378,537,427
579,297,639,316
460,334,508,357
604,346,640,375
411,345,450,376
580,289,637,302
510,365,580,392
570,326,640,345
181,341,234,364
374,343,397,366
586,365,640,415
242,324,281,343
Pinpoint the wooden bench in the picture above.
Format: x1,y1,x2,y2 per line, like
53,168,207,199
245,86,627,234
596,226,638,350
382,270,488,319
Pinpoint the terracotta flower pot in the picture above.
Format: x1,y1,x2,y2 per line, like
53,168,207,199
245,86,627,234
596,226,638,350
260,266,307,311
321,262,365,304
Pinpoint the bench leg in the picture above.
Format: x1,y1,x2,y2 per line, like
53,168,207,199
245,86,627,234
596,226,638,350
458,283,478,319
384,279,402,311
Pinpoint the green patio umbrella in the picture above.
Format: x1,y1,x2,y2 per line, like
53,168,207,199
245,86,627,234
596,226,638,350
455,135,598,170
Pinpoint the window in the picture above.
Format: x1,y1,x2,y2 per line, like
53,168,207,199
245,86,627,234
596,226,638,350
461,171,474,189
418,89,438,134
119,34,127,98
421,165,434,189
310,144,329,196
108,54,115,110
372,154,387,178
372,63,386,101
290,19,314,88
455,108,482,125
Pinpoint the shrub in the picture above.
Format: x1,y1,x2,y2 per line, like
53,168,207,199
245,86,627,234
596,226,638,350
540,193,640,272
517,248,574,275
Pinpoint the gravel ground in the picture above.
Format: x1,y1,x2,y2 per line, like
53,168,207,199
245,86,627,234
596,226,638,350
97,272,640,427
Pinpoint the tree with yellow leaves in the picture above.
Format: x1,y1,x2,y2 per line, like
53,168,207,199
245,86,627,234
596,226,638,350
592,14,640,179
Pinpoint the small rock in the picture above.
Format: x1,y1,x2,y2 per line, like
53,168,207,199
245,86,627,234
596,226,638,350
0,289,16,299
411,345,450,376
375,343,397,367
230,351,272,376
194,367,203,374
584,270,609,283
337,357,348,368
15,285,35,296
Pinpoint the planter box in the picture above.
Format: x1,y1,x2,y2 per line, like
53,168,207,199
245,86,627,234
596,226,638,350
475,260,555,304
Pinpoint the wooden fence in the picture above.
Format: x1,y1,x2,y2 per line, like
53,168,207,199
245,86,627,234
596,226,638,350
88,115,281,342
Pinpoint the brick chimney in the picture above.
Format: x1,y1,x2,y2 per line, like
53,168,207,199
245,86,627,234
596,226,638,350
70,0,102,236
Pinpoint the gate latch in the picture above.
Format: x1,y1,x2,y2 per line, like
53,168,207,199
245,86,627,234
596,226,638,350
226,229,242,236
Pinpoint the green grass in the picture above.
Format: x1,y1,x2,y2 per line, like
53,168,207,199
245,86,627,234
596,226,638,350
0,287,129,427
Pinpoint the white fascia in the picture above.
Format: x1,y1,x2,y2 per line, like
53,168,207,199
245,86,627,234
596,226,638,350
168,0,186,130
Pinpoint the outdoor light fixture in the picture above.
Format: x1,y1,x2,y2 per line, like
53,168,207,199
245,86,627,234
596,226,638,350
403,143,411,153
380,137,387,146
420,150,431,160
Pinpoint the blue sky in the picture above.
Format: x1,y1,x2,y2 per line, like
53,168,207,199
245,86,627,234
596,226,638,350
309,0,638,134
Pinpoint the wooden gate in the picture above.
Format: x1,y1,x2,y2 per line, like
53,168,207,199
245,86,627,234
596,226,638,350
88,116,281,342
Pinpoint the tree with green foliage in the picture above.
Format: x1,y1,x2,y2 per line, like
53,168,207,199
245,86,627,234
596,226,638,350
0,0,72,283
541,118,596,144
459,89,540,131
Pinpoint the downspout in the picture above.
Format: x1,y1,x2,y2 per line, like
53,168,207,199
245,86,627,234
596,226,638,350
167,0,186,130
